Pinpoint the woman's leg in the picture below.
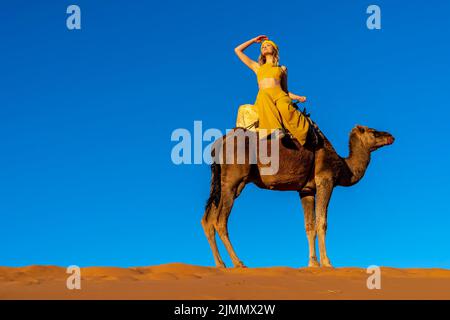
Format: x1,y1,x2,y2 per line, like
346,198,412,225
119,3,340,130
255,90,284,139
275,95,310,146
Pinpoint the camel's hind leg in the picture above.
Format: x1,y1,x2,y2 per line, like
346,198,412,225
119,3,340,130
201,209,226,268
215,180,247,268
201,161,227,268
202,128,253,268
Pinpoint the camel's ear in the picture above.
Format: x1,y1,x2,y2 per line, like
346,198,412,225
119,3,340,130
356,125,365,133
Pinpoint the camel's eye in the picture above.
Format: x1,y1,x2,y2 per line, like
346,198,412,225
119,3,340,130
372,131,382,138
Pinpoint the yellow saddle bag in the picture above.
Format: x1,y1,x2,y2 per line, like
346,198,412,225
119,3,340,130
235,104,259,131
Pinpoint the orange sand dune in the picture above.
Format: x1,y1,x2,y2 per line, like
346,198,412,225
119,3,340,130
0,263,449,300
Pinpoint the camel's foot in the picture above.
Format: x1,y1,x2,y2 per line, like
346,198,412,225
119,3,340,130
320,257,333,268
215,261,227,268
308,257,320,268
233,261,247,268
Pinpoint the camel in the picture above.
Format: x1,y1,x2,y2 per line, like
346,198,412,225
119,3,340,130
201,123,395,268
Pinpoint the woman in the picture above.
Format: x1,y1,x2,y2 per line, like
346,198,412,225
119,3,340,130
234,35,310,146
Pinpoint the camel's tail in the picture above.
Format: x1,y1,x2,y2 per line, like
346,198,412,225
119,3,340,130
204,161,221,221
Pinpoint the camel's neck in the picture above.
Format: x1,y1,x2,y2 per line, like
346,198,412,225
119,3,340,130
343,133,371,185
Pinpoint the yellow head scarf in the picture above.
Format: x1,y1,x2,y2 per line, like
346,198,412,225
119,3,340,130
261,40,279,52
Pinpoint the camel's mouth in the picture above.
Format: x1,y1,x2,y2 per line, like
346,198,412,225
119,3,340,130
386,136,395,145
370,135,395,151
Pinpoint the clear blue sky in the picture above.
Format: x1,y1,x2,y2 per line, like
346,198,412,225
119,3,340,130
1,0,449,268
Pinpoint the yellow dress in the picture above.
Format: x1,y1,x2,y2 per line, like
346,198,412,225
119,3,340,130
254,63,310,146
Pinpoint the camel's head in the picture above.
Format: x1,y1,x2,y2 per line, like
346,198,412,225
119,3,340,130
352,125,395,152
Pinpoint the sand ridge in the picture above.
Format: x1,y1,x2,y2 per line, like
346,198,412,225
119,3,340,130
1,263,449,300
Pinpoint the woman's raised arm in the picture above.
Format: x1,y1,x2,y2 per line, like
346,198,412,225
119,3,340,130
234,35,267,72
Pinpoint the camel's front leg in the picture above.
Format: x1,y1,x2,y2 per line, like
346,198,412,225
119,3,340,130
315,178,333,267
299,192,319,267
